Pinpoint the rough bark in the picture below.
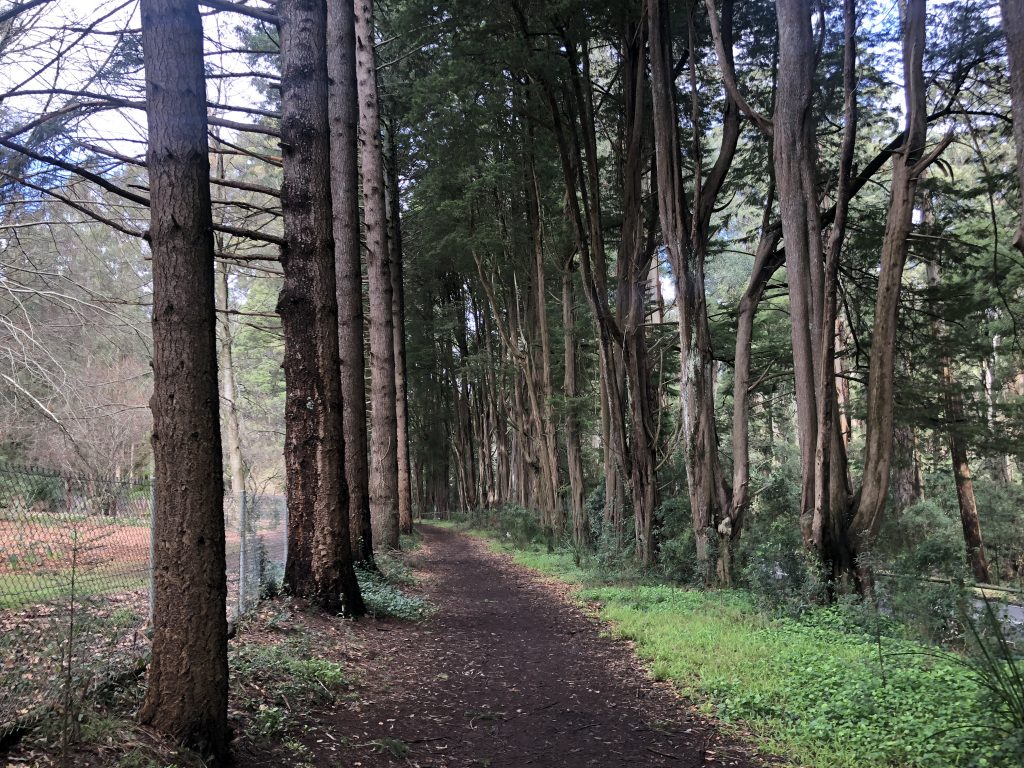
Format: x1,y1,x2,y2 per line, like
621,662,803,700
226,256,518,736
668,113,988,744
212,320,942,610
562,266,587,552
849,0,931,549
356,0,400,549
773,0,826,540
618,22,659,565
891,424,922,511
926,262,992,584
327,0,374,565
813,0,858,579
650,0,736,579
138,0,228,758
385,120,414,534
1001,0,1024,252
278,0,364,615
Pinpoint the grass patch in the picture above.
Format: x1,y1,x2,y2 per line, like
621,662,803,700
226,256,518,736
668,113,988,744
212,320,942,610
0,570,148,609
450,525,1013,768
586,586,1000,768
231,634,346,710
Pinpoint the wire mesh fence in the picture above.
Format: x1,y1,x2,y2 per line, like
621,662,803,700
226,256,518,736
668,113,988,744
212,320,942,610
0,463,288,741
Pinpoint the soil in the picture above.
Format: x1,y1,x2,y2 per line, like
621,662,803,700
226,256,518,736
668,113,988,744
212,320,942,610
239,524,767,768
3,524,769,767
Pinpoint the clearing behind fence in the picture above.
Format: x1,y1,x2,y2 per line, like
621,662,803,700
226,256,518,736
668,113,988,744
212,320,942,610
0,463,287,741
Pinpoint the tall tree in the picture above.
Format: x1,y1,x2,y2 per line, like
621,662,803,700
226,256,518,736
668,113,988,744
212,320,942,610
926,255,992,584
1002,0,1024,253
847,0,945,565
385,119,415,534
278,0,364,614
327,0,374,564
356,0,401,549
651,0,742,578
137,0,229,759
772,0,827,548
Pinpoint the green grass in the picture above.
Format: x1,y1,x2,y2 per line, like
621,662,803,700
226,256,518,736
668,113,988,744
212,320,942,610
0,570,148,609
231,634,347,713
451,526,1009,768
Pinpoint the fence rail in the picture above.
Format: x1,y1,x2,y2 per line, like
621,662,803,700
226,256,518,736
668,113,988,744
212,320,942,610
0,463,287,740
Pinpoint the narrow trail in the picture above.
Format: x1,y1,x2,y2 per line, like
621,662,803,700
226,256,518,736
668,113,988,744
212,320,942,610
286,526,764,767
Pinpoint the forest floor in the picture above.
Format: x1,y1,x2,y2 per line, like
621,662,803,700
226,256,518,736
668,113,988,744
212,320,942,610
234,523,766,768
2,524,768,768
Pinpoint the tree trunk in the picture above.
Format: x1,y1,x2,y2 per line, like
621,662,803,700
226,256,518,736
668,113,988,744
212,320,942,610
892,425,922,510
385,120,415,534
773,0,825,543
217,262,246,515
277,0,364,615
650,0,736,579
327,0,374,566
617,23,659,565
925,259,992,584
562,267,587,552
944,373,992,583
536,42,627,539
1001,0,1024,252
814,0,858,582
356,0,400,549
730,232,783,547
526,151,563,535
849,0,931,553
138,0,228,758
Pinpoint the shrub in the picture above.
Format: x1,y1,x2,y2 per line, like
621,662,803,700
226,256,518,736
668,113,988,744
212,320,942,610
355,566,430,621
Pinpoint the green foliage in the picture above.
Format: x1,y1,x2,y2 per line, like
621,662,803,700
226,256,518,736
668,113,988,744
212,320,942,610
455,526,1016,767
951,599,1024,763
587,585,1006,768
230,635,346,709
737,515,827,615
257,541,284,600
374,552,417,586
456,505,548,549
355,566,430,621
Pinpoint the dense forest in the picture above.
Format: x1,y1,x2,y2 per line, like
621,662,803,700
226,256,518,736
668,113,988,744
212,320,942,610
1,0,1024,765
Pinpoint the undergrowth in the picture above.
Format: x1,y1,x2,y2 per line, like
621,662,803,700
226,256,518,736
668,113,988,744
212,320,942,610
356,564,429,621
437,516,1021,768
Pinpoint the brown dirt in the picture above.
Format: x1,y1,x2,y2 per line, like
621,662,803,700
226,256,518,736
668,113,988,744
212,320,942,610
0,520,150,576
239,524,767,768
3,524,770,767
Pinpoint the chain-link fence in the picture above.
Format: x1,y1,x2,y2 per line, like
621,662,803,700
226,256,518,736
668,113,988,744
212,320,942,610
0,463,287,741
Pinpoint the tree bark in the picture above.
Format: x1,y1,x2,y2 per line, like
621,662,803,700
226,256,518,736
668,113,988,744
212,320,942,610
650,0,736,579
1001,0,1024,252
526,148,563,536
849,0,931,551
617,21,659,565
385,120,414,534
562,265,587,552
327,0,374,566
926,260,992,584
356,0,400,549
138,0,228,758
772,0,826,542
277,0,364,615
813,0,858,580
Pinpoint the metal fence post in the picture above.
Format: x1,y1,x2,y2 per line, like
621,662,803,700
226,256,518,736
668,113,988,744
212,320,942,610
237,489,247,616
148,479,156,625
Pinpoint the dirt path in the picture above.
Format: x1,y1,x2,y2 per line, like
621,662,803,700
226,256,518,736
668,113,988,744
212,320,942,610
266,525,764,768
